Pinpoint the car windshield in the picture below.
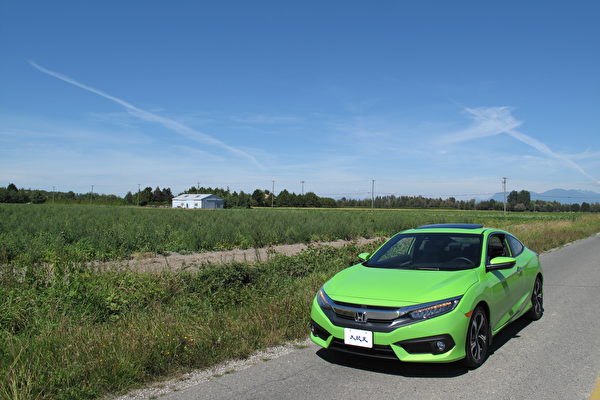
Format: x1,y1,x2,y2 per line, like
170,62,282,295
364,233,482,270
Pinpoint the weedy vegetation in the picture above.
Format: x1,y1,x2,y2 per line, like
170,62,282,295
1,204,600,399
0,204,593,265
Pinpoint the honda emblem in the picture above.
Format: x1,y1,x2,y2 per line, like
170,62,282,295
354,311,368,323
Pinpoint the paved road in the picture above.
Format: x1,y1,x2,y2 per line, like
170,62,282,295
165,234,600,400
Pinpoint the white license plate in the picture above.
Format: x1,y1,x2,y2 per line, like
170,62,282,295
344,328,373,348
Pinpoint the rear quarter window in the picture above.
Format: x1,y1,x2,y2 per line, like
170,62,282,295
507,235,524,256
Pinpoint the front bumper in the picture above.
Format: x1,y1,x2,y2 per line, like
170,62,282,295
309,296,469,363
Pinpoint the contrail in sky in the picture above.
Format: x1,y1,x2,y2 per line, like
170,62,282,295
29,61,264,169
445,106,600,184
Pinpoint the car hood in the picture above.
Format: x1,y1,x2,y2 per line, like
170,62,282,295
323,264,479,306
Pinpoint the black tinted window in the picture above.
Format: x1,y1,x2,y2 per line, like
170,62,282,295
365,233,482,270
487,235,510,261
507,235,524,256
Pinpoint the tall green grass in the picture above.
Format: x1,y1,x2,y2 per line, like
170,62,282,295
0,204,583,265
0,243,372,399
2,214,600,399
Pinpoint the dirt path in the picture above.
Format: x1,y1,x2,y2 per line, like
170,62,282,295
100,237,385,273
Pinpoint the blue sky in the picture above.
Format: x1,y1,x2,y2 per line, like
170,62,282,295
1,1,599,198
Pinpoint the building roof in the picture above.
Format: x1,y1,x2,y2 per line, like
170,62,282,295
172,194,222,201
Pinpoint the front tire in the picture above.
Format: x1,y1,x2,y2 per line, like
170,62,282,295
525,276,544,320
462,306,490,369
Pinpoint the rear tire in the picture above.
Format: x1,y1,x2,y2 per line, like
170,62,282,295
462,306,490,369
525,276,544,320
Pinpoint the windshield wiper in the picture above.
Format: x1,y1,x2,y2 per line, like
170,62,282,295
364,264,440,270
364,263,417,269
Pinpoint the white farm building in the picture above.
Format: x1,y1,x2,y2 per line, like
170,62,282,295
172,194,224,209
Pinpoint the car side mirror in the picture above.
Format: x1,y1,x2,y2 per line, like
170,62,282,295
486,256,516,271
358,252,370,261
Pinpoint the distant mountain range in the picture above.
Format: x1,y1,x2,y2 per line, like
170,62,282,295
488,189,600,204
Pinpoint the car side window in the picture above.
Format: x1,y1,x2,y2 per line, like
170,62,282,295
487,235,510,262
507,235,524,256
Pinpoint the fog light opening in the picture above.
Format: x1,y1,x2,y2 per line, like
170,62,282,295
435,341,446,352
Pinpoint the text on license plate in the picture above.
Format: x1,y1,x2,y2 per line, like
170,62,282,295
344,328,373,348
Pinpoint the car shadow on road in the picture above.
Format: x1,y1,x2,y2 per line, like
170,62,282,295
315,317,533,378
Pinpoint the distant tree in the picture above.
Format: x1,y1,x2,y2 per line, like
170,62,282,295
581,202,591,212
138,187,152,206
30,191,46,204
507,190,519,206
237,191,252,208
152,186,163,202
508,190,530,208
7,183,18,191
276,189,292,207
320,197,337,208
161,187,174,202
252,189,266,207
304,192,320,207
124,191,133,204
513,203,527,212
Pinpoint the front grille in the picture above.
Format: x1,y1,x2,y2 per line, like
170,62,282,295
334,313,391,324
329,338,397,360
334,301,400,311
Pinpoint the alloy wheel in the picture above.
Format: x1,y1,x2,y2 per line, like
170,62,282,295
532,278,543,316
469,311,488,362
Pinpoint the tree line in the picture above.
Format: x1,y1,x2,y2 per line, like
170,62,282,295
183,186,337,208
2,183,600,212
337,190,600,212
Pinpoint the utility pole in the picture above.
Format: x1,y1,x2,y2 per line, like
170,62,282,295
137,184,141,207
301,180,305,195
90,185,94,204
52,186,56,203
197,182,200,194
371,179,375,209
271,180,275,208
502,177,508,216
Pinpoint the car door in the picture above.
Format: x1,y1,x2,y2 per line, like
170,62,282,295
506,234,532,315
484,233,521,331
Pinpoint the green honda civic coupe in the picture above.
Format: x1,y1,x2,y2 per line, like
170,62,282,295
310,223,543,368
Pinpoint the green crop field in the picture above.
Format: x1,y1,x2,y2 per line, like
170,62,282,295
0,203,590,266
2,204,600,399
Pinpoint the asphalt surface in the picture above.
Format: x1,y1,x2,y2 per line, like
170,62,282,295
164,234,600,400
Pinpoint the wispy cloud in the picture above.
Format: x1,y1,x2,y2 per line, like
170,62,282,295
29,61,264,169
564,149,600,161
230,113,299,124
444,106,600,184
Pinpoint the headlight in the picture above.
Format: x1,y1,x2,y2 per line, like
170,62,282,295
317,288,333,311
408,297,462,320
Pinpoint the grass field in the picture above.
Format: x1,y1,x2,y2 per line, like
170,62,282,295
0,203,590,266
2,205,600,399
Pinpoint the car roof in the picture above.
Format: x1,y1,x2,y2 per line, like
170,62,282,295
402,223,494,235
